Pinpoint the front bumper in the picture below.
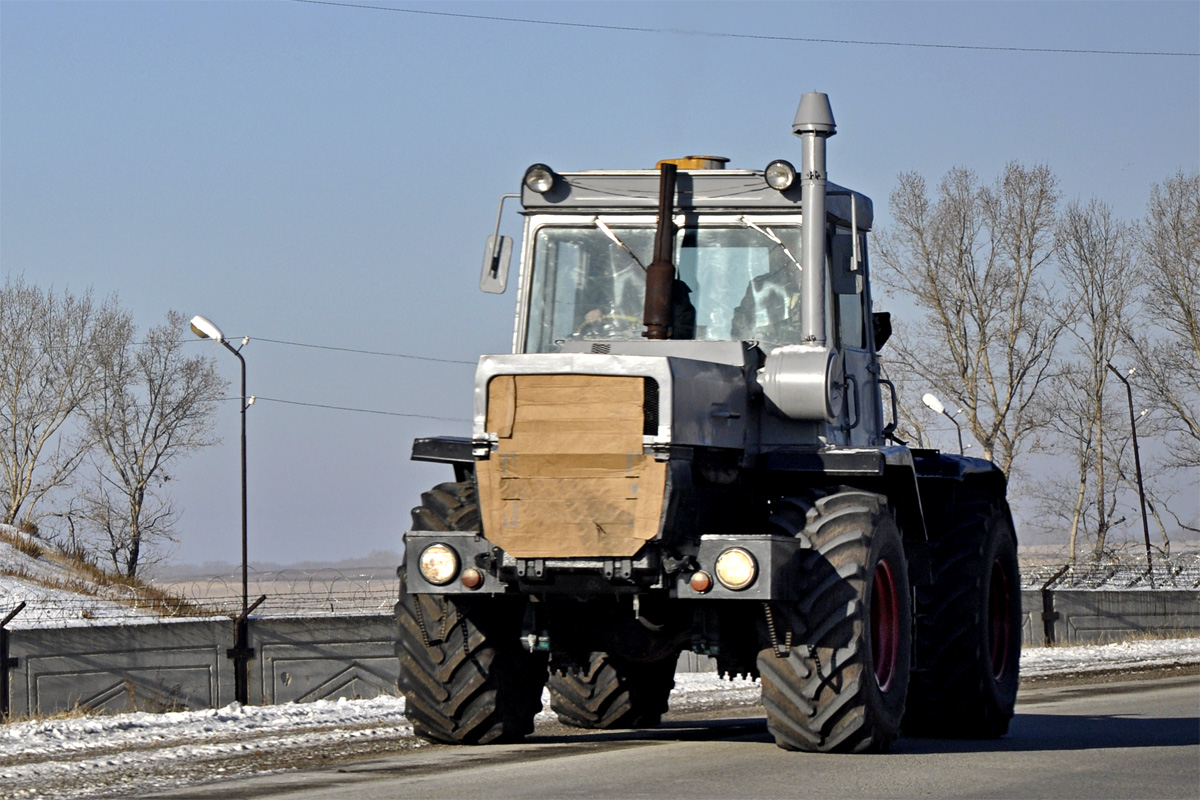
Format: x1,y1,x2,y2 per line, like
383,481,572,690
403,531,806,602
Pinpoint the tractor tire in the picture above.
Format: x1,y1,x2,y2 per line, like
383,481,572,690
410,480,481,532
903,490,1021,738
548,651,678,729
757,490,911,753
396,481,547,745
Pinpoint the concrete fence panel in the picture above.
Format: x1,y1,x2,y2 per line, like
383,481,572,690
250,615,400,705
4,590,1197,717
1031,589,1200,645
8,620,233,717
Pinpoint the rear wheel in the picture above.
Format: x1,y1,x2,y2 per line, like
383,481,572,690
757,490,911,753
903,490,1021,738
549,651,678,729
396,481,547,745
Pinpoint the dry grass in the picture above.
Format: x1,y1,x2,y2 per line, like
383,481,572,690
1062,628,1200,646
9,534,44,560
0,527,220,619
3,702,100,725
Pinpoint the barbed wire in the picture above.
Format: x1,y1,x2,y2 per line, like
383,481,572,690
1020,552,1200,589
5,557,1199,628
152,568,399,618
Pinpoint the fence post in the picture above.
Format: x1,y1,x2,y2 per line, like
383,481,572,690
1,602,26,719
1041,565,1070,646
226,595,266,705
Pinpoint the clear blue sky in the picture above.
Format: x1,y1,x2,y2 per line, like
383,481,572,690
2,1,1197,567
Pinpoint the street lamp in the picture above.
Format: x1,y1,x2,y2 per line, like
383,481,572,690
922,392,964,455
1106,363,1155,587
190,315,259,702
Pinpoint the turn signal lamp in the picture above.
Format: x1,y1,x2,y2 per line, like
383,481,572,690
418,544,460,586
460,568,484,590
715,548,757,590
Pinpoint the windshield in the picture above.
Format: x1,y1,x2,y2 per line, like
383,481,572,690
525,223,805,353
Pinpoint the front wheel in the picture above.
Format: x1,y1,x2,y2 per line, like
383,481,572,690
396,480,547,745
396,569,547,745
757,490,912,753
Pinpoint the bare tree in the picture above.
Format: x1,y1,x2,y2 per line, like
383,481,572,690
1127,171,1200,469
875,163,1066,475
0,277,128,526
81,311,226,578
1050,199,1139,561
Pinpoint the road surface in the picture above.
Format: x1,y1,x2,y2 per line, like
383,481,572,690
143,671,1199,800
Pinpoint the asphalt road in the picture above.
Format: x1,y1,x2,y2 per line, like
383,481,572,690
145,673,1200,800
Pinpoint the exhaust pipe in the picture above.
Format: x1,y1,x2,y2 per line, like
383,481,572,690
643,162,678,340
793,92,836,346
758,93,845,423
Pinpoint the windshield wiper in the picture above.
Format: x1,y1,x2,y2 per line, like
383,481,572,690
740,217,802,271
595,218,648,272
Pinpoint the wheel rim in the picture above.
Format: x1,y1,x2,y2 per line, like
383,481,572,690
870,558,900,692
988,558,1011,680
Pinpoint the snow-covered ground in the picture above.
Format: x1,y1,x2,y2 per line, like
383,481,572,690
1,638,1198,800
0,529,208,629
0,540,166,628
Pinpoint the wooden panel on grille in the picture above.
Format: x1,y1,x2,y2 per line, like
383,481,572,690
476,374,666,558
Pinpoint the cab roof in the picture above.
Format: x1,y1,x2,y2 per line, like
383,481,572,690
520,168,873,231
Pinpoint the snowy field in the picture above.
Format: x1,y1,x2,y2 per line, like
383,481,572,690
1,638,1198,800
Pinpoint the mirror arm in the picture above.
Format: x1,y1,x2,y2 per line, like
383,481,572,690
488,194,519,275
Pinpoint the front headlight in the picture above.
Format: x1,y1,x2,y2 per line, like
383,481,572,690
418,544,460,586
714,548,758,590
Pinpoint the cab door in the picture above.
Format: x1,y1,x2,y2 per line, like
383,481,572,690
831,227,883,446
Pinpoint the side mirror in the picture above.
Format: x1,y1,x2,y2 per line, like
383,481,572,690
872,312,892,350
480,235,512,294
829,232,861,295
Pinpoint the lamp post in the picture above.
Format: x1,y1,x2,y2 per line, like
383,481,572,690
190,315,258,702
922,393,964,455
1106,364,1154,587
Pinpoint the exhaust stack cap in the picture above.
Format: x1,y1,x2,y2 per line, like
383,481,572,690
792,92,836,137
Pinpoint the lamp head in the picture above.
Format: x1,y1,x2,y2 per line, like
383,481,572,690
190,315,225,343
921,393,946,415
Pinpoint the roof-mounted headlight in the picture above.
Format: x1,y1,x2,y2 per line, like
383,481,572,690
523,163,557,194
765,159,796,191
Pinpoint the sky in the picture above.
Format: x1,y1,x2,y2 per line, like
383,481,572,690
1,1,1197,568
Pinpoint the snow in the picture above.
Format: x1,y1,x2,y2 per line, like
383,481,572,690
1019,637,1200,676
1,639,1197,799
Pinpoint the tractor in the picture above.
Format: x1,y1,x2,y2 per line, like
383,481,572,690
396,92,1021,753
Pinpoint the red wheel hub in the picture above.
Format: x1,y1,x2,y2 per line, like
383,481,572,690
988,558,1011,680
871,559,900,692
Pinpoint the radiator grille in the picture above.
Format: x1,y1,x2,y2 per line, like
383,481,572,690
643,378,659,436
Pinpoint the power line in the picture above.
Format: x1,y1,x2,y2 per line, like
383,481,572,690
253,395,470,422
250,337,476,365
286,0,1198,58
